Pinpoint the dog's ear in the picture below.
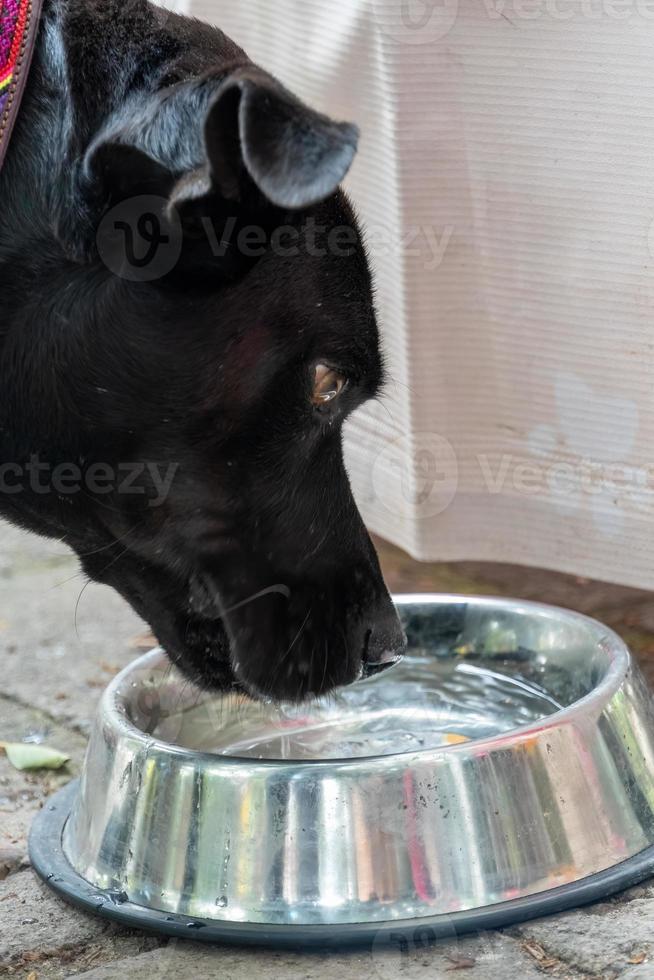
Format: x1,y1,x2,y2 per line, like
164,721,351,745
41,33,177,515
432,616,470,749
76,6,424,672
172,66,359,214
79,66,358,240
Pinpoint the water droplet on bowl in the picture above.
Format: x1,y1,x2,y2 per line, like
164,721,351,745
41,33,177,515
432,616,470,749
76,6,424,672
108,890,129,905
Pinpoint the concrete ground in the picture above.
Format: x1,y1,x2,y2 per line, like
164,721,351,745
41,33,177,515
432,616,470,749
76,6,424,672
2,520,654,979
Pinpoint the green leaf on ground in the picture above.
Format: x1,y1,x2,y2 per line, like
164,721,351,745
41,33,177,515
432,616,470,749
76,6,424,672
0,741,70,771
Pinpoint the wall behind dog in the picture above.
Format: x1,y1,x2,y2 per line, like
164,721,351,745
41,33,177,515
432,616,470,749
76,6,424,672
159,0,654,589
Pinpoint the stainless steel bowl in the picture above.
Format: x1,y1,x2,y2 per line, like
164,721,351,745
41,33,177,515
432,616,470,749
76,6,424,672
30,595,654,945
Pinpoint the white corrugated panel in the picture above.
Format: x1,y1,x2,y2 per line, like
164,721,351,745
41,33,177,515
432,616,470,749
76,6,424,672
159,0,654,588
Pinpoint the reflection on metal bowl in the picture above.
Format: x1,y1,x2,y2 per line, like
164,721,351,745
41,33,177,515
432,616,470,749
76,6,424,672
29,595,654,945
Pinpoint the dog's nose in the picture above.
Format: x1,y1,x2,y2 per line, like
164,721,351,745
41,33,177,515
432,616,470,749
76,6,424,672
362,607,407,678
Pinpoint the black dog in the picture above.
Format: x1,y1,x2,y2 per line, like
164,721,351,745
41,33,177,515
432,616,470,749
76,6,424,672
0,0,405,702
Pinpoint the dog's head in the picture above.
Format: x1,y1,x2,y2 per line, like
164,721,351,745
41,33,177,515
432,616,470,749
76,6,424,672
5,51,405,701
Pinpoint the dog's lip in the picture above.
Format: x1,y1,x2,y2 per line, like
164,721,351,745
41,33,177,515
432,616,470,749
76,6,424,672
361,652,403,678
162,611,237,691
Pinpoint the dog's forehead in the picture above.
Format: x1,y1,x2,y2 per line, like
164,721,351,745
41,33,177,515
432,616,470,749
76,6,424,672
287,193,377,331
272,206,382,386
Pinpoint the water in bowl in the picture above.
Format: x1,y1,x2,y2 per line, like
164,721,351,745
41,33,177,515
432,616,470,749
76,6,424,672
151,651,564,761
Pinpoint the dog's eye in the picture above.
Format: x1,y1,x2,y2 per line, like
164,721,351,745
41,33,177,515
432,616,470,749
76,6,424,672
312,364,347,405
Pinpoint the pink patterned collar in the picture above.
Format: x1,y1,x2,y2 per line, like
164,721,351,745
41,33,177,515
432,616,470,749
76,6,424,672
0,0,44,172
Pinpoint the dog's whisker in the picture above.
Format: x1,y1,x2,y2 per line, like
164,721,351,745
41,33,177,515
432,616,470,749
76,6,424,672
302,529,332,562
73,579,92,642
321,636,329,693
76,523,141,559
50,523,141,590
373,395,399,426
277,608,312,674
73,543,131,639
385,372,418,399
49,568,86,591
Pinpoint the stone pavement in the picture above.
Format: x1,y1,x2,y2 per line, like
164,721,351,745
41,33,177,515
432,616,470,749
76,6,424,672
2,520,654,980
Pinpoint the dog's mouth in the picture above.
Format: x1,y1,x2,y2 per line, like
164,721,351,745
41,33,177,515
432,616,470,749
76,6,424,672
153,570,405,703
171,574,359,702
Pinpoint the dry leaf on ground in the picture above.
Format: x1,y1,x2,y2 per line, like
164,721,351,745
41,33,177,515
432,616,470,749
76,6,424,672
0,742,69,771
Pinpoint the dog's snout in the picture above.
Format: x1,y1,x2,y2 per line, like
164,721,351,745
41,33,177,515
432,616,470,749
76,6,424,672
362,605,407,678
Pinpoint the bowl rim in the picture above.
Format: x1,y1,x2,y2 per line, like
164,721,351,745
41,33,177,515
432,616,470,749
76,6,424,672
103,593,630,768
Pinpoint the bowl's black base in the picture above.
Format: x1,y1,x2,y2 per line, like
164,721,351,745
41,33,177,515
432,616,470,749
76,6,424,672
29,780,654,950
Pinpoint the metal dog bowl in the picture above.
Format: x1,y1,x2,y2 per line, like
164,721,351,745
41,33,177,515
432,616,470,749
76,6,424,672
30,595,654,946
